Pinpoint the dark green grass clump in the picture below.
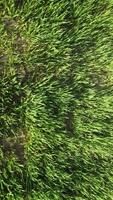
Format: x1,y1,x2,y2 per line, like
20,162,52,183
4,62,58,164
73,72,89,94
0,0,113,199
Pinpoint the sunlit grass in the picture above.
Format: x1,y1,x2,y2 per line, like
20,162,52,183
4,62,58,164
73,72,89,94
0,0,113,199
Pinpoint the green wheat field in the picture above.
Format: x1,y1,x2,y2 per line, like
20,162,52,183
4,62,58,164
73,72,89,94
0,0,113,199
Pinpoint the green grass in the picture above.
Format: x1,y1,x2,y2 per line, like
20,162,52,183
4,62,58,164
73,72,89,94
0,0,113,199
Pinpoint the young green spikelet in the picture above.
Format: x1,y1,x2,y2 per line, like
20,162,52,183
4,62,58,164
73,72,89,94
0,0,113,199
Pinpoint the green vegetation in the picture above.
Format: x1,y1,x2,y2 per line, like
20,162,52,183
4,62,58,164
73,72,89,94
0,0,113,199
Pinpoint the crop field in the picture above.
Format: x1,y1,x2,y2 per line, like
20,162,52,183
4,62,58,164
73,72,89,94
0,0,113,199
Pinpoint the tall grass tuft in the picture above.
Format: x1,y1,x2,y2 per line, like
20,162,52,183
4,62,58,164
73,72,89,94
0,0,113,199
